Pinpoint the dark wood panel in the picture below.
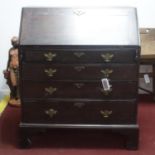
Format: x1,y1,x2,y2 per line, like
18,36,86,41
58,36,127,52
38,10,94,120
19,8,140,46
23,49,138,63
22,63,138,81
22,81,138,99
22,100,137,124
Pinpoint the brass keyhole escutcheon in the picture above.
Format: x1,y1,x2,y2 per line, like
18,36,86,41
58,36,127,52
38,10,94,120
74,102,85,108
74,83,85,89
73,9,85,16
74,66,86,72
74,52,85,58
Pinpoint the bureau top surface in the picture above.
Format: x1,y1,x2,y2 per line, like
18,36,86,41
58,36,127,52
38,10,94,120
19,7,140,46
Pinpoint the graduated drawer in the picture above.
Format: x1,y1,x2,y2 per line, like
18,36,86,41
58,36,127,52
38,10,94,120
22,100,137,124
22,63,138,81
22,81,138,99
22,49,139,63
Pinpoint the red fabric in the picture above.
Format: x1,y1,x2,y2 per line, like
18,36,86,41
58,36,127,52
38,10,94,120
0,95,155,155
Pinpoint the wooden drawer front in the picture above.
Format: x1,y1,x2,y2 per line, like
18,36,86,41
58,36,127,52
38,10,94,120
22,63,138,81
23,49,138,63
22,81,137,99
22,100,137,124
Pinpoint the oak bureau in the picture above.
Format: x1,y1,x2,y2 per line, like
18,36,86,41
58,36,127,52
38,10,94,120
18,7,140,149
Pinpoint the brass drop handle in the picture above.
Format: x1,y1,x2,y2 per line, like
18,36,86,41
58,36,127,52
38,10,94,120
45,86,57,95
44,68,57,77
101,69,113,78
100,110,112,118
101,53,114,62
74,52,85,58
44,52,57,61
74,66,86,72
100,88,112,96
45,108,57,118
